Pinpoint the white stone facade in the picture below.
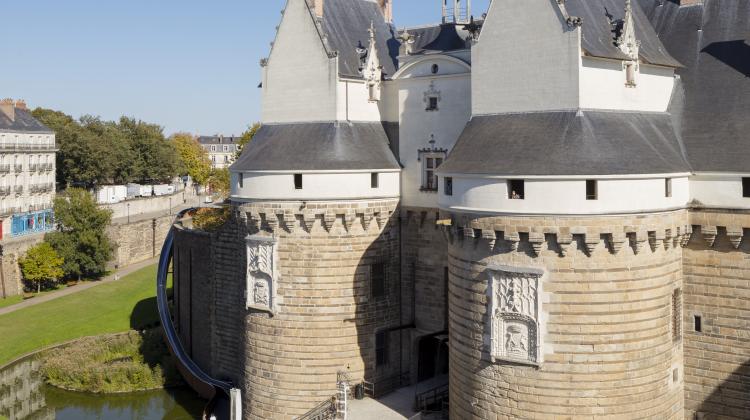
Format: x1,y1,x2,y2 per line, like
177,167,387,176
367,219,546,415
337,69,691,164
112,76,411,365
198,135,240,169
0,102,56,241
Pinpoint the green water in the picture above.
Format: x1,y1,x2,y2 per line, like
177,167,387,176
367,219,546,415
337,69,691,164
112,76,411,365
0,357,205,420
44,385,204,420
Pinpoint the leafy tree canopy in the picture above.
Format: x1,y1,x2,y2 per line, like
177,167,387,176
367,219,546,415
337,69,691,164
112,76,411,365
234,123,261,161
208,167,230,197
46,188,114,280
171,133,211,185
19,243,65,293
32,109,180,187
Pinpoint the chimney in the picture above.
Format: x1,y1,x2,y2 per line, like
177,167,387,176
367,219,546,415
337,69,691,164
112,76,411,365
0,99,14,122
378,0,393,23
15,99,27,111
311,0,324,18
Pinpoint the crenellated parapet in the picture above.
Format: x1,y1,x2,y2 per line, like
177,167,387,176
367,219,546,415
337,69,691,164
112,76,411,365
235,199,398,236
437,210,701,258
688,209,750,250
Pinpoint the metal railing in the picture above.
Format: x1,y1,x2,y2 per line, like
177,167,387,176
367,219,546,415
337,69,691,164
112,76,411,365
13,165,23,173
0,165,10,173
0,186,10,196
296,396,337,420
13,186,23,194
415,383,449,414
362,374,410,399
29,183,54,194
0,144,56,151
29,163,39,172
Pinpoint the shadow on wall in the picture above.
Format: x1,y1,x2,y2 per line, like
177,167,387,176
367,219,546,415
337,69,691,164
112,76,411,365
695,359,750,419
702,40,750,78
355,217,405,398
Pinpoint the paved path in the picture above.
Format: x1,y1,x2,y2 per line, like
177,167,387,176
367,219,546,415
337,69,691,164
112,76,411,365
0,257,159,317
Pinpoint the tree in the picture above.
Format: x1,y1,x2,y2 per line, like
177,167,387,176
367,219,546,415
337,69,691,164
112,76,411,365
46,188,114,280
208,168,230,197
19,243,64,294
171,133,212,185
118,117,180,184
234,123,261,161
32,108,181,187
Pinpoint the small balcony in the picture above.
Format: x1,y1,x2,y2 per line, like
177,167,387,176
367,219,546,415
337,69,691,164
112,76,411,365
0,143,57,152
29,163,39,172
0,186,10,196
0,165,10,174
13,165,23,173
14,185,24,195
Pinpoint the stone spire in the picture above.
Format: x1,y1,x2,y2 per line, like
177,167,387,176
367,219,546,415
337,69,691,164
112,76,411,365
363,21,383,102
617,0,641,60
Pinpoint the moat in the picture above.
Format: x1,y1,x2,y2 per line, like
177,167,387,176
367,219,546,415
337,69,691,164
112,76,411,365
0,357,205,420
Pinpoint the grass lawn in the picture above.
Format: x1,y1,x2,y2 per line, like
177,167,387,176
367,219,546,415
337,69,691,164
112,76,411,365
0,264,162,366
0,296,23,310
0,285,72,310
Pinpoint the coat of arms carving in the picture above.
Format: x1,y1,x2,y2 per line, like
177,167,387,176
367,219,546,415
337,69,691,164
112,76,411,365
246,235,276,313
488,265,543,364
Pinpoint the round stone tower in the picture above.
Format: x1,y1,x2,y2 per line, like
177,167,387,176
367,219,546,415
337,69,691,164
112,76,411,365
235,198,400,419
229,121,402,419
440,210,689,419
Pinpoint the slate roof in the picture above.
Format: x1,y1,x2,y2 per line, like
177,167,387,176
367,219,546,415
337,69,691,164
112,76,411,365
638,0,750,173
401,22,480,54
0,108,53,133
231,122,401,171
318,0,400,78
565,0,682,67
438,111,691,176
198,136,240,145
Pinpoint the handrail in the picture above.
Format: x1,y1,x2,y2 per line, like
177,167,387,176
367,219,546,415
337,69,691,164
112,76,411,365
296,396,337,420
157,207,235,418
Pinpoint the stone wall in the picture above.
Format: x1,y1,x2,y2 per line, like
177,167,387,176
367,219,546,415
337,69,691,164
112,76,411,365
101,187,198,220
683,210,750,420
400,207,450,383
234,199,402,419
0,358,54,420
0,234,46,298
444,211,688,419
107,215,173,269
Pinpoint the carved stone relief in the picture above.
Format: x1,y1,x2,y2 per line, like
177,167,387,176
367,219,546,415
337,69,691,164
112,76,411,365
489,266,543,364
246,235,276,313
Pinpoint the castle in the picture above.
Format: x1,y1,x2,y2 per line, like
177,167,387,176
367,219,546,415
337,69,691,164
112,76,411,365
171,0,750,418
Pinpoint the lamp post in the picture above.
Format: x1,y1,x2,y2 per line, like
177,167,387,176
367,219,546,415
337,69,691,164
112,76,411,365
127,203,130,224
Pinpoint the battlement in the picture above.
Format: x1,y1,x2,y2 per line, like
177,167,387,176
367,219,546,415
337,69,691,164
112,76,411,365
236,199,398,235
435,209,750,258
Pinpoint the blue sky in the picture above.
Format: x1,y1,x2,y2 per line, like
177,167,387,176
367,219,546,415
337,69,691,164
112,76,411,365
0,0,489,136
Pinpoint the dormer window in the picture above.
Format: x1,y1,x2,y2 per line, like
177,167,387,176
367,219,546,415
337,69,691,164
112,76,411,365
426,96,439,111
424,81,441,111
743,177,750,198
431,64,439,74
419,152,445,192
